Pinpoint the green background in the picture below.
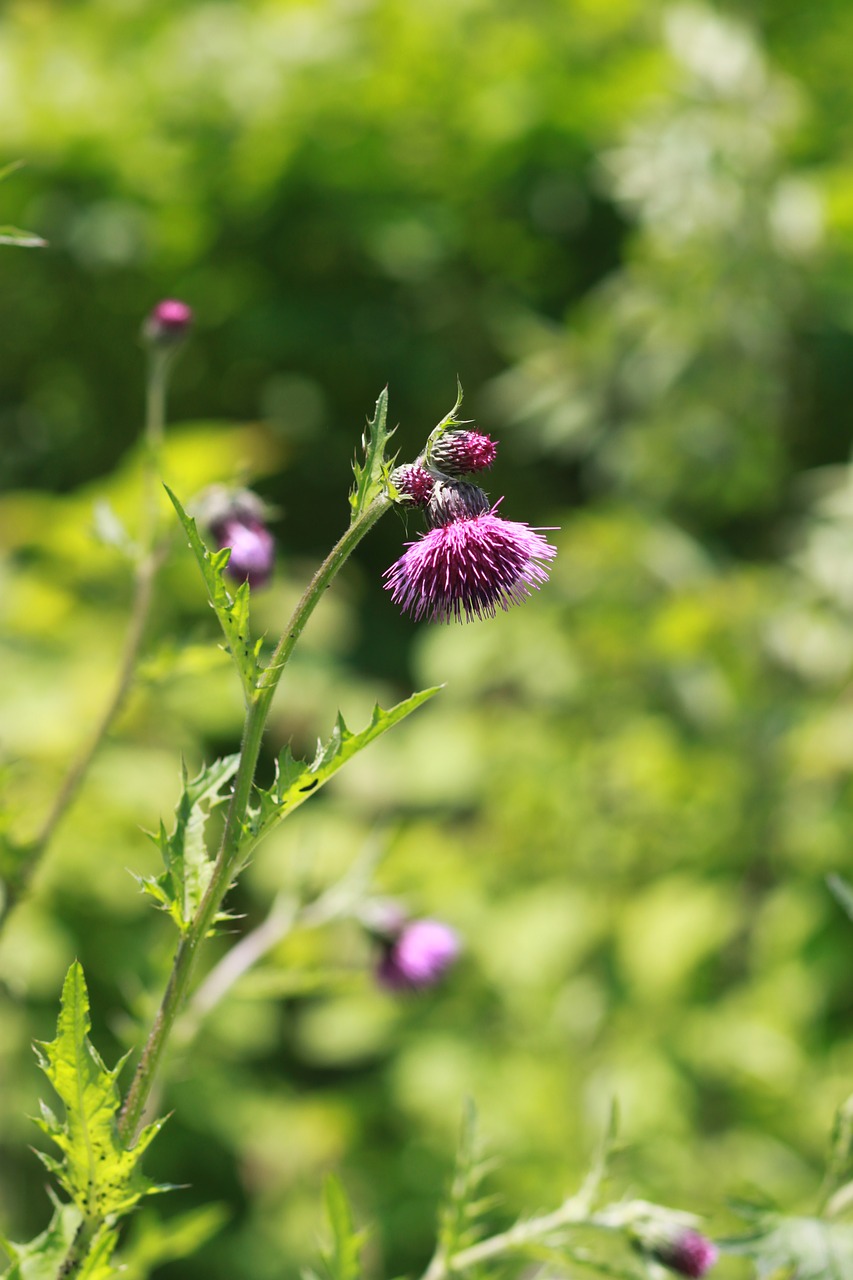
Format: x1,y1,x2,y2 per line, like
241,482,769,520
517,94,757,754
3,1,853,1277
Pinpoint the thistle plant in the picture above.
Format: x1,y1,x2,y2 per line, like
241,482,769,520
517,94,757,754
8,304,853,1280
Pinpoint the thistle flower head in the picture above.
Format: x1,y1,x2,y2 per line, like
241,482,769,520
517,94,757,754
649,1230,718,1277
201,488,275,589
376,918,460,991
428,428,497,476
390,462,435,507
384,506,557,623
143,298,193,346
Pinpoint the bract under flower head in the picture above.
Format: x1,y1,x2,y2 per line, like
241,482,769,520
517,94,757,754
376,918,460,991
384,507,557,623
427,480,490,528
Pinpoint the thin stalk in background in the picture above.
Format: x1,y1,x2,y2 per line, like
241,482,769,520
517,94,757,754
3,332,186,918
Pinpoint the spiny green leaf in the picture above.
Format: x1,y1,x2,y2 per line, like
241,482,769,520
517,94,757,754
317,1177,365,1280
0,1202,83,1280
33,962,166,1222
165,487,260,702
248,688,441,854
727,1212,853,1279
138,756,239,932
424,380,466,455
436,1099,494,1264
349,388,396,523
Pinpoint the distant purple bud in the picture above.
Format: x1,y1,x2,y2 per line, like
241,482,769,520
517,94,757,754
650,1231,718,1277
143,298,193,346
391,463,435,507
426,480,490,528
212,513,275,589
376,919,460,992
429,429,497,476
385,506,557,624
201,489,275,589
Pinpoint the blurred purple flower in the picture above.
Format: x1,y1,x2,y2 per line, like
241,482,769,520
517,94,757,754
212,512,275,589
376,919,460,991
651,1230,718,1278
384,506,557,623
429,428,497,476
143,298,193,346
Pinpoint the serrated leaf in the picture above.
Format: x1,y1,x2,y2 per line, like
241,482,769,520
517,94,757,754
436,1099,492,1263
142,756,240,932
349,388,396,523
318,1177,365,1280
0,1203,83,1280
424,380,466,454
248,688,441,853
727,1213,853,1279
166,487,260,702
33,962,165,1222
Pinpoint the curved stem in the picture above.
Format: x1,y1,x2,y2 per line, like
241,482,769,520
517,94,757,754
4,351,172,917
118,493,391,1143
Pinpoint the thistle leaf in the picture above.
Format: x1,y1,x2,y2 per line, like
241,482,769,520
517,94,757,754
166,487,260,702
0,1203,83,1280
138,756,240,932
436,1099,494,1263
349,388,396,523
32,962,166,1222
317,1177,366,1280
727,1211,853,1279
249,688,441,853
0,226,46,249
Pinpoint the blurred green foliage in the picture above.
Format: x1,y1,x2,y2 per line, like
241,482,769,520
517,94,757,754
3,2,853,1279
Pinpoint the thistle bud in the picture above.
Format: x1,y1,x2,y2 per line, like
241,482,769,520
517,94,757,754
143,298,193,347
200,487,275,589
426,480,490,528
649,1230,718,1278
428,429,497,477
390,463,435,507
375,917,460,992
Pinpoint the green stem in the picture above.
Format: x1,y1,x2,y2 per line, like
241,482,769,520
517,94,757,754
4,350,173,917
118,493,391,1143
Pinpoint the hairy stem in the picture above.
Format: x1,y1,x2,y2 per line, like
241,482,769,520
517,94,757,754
118,493,391,1143
4,350,173,916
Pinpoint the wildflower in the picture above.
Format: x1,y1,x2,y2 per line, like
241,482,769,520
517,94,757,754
143,298,193,346
202,488,275,589
649,1230,718,1277
376,918,460,991
391,463,436,507
428,428,497,477
384,505,557,623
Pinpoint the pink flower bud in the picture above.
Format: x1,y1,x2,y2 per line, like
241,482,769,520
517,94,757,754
143,299,193,346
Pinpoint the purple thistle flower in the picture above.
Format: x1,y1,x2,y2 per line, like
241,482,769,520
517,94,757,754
143,298,193,346
428,428,497,476
384,506,557,623
651,1231,718,1278
391,463,436,507
376,918,460,991
212,513,275,589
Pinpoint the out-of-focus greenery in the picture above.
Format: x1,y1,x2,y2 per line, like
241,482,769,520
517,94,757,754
3,2,853,1278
